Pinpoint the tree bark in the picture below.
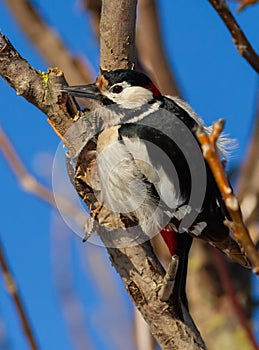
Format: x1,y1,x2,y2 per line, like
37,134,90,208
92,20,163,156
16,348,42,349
99,0,137,70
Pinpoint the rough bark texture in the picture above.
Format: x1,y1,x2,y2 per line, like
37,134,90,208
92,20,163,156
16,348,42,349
0,35,77,151
99,0,137,70
104,237,205,350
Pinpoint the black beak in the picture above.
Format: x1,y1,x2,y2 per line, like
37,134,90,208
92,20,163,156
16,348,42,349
61,84,101,100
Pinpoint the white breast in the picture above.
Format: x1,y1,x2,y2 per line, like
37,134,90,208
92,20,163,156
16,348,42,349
94,126,178,237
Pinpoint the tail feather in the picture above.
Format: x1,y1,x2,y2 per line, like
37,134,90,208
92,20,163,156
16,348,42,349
187,203,251,268
210,235,251,268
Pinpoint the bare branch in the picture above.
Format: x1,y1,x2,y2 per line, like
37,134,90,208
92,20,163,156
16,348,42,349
84,0,180,96
0,240,38,350
104,239,205,350
196,120,259,274
99,0,137,70
208,0,259,73
0,34,79,151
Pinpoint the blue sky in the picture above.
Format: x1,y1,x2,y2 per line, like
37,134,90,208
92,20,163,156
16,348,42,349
0,1,259,349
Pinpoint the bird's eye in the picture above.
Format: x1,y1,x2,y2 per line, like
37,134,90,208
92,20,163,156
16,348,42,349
111,85,123,94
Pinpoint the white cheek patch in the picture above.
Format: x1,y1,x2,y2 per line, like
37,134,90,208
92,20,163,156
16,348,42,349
106,86,154,109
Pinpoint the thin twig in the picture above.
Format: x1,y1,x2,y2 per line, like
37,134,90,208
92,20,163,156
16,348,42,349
0,240,38,350
196,119,259,274
213,249,259,350
208,0,259,73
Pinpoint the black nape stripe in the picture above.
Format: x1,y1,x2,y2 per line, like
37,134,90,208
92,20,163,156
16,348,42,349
103,69,152,88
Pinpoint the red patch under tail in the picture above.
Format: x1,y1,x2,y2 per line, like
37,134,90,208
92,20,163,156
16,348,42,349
160,226,178,256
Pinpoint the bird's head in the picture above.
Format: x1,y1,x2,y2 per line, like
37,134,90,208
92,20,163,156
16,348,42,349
62,69,162,109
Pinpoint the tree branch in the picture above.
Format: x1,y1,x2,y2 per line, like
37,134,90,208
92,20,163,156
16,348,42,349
208,0,259,73
103,235,205,350
0,34,78,151
196,120,259,274
99,0,137,70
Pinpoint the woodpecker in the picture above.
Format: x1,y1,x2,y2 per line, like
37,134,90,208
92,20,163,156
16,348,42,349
62,69,250,271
